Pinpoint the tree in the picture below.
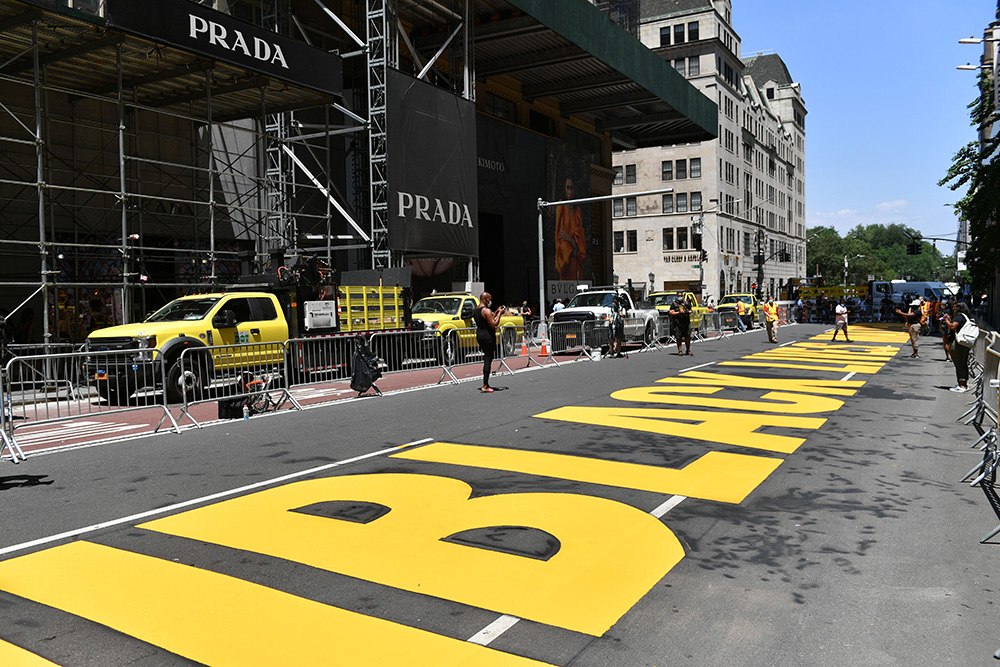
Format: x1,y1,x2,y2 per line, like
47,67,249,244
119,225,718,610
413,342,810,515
806,223,953,285
939,69,1000,291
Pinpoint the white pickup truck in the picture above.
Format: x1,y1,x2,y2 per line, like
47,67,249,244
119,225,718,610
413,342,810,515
549,286,659,352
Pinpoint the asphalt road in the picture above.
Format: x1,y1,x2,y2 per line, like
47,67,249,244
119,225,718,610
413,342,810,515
0,323,996,666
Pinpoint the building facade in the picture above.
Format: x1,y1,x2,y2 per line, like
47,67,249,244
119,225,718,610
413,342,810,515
609,0,806,302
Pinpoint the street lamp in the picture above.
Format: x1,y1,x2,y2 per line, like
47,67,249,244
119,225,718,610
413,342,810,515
844,254,864,287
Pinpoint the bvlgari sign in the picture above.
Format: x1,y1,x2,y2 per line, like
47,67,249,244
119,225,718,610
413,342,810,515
105,0,341,96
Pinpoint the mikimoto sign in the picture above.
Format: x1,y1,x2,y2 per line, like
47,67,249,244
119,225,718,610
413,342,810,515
387,69,479,257
105,0,342,97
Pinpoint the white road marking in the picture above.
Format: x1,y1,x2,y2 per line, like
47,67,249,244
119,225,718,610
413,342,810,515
841,372,857,382
467,614,520,646
679,361,715,373
0,437,433,558
650,495,687,518
14,421,147,445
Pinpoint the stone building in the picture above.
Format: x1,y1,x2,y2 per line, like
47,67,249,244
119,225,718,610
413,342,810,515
609,0,806,302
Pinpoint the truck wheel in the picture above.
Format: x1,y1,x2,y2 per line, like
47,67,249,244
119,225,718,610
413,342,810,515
501,328,517,357
643,322,654,346
166,360,205,404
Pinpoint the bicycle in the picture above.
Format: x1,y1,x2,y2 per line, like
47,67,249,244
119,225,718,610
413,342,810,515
240,371,287,415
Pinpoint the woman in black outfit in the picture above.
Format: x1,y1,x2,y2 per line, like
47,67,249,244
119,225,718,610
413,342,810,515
942,301,972,393
473,292,505,393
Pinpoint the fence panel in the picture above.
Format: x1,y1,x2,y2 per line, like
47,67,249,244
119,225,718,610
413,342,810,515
177,342,300,427
284,336,354,387
1,348,180,461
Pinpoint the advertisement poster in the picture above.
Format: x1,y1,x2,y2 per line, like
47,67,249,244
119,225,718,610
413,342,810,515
545,141,592,283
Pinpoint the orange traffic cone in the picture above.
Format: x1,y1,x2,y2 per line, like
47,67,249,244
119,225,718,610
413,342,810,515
540,335,549,356
520,337,529,356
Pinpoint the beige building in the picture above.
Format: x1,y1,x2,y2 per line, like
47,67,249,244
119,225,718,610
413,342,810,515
609,0,806,302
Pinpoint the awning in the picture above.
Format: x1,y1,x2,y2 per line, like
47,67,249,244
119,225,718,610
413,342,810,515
0,0,343,122
405,0,718,148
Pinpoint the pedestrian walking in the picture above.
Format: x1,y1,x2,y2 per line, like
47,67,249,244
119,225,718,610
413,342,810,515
735,299,747,332
938,300,953,362
894,299,922,358
831,298,853,343
763,297,779,343
669,298,692,355
942,301,973,392
473,292,505,393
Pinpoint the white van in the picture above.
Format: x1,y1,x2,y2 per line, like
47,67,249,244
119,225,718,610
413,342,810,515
888,281,954,304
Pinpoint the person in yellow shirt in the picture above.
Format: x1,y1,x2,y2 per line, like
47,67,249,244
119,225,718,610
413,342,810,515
735,299,747,332
763,297,779,343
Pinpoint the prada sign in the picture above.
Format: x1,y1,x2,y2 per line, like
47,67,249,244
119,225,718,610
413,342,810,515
105,0,341,96
387,69,478,257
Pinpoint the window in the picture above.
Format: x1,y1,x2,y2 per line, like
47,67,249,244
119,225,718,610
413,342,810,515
625,164,637,184
766,88,775,100
677,227,689,250
659,26,670,47
613,231,625,253
613,166,623,185
626,229,638,252
484,92,516,121
688,21,699,41
251,297,278,320
676,159,687,179
626,197,637,216
225,298,254,323
661,160,673,181
674,24,685,44
690,191,702,211
613,198,624,217
662,194,673,213
688,56,700,77
676,193,688,213
662,228,674,251
690,157,701,178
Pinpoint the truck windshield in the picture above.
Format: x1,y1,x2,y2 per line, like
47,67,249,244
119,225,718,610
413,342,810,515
651,293,684,307
720,295,753,305
413,298,462,315
568,293,616,308
145,298,220,322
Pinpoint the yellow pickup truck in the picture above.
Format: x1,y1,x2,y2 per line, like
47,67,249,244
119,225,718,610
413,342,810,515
411,292,524,365
85,284,405,404
648,291,711,328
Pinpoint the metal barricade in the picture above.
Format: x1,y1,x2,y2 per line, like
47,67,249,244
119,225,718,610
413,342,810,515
284,335,354,388
432,326,520,376
622,316,656,352
1,348,181,461
656,313,674,346
177,342,301,427
549,320,590,361
4,342,80,398
369,329,458,384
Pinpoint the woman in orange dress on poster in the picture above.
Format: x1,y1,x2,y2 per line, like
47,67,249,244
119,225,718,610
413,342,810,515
555,174,586,281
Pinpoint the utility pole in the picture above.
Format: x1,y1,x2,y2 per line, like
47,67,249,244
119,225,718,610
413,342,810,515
756,229,764,299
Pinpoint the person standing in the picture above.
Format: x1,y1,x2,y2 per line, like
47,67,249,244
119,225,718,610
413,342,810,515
735,299,747,332
938,300,953,362
473,292,505,393
608,295,626,358
552,298,565,313
669,298,692,355
942,301,973,392
894,299,922,358
831,298,853,343
763,297,779,343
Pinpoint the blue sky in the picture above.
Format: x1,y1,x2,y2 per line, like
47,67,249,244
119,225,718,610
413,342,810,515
735,0,995,241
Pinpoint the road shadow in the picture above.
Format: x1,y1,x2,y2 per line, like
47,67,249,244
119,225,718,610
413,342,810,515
0,474,54,491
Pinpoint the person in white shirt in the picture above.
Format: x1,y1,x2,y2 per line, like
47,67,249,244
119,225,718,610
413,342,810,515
831,298,852,343
551,298,565,313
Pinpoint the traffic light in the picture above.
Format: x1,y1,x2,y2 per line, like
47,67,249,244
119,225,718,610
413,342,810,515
906,240,922,255
700,249,708,262
693,233,703,250
779,250,791,262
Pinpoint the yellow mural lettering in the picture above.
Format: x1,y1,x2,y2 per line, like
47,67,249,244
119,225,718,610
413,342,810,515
661,371,865,396
140,473,682,636
720,360,884,373
0,639,57,666
0,541,550,666
534,407,825,453
394,442,782,504
611,385,844,413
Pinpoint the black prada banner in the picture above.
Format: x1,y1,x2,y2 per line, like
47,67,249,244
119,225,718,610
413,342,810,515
387,69,479,257
105,0,342,96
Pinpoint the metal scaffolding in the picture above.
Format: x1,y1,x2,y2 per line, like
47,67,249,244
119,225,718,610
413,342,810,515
0,0,352,343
